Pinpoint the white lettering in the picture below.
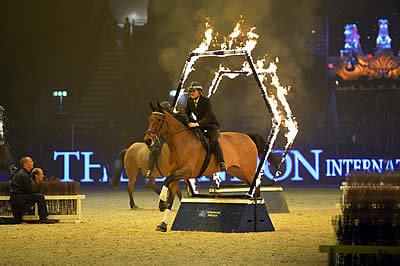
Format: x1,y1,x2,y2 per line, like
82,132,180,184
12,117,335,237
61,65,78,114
291,150,322,181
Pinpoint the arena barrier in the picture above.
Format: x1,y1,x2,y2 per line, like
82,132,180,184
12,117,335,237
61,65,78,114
323,173,400,265
0,181,85,223
209,185,289,213
319,245,400,266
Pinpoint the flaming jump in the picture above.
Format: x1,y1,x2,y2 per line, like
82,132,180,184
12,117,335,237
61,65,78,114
171,17,298,197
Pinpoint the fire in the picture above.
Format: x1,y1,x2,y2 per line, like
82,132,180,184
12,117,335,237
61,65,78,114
175,16,298,181
218,16,259,52
226,16,243,49
266,60,298,151
193,19,214,53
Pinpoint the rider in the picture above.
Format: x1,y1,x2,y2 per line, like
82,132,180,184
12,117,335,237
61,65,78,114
0,105,16,177
0,105,8,143
185,81,226,171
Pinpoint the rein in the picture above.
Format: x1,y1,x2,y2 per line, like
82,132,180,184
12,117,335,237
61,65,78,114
145,112,189,140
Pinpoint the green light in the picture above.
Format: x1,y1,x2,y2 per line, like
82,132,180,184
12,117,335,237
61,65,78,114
53,90,68,97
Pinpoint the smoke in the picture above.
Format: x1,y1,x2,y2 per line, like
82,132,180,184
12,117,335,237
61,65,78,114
150,0,322,93
149,0,324,142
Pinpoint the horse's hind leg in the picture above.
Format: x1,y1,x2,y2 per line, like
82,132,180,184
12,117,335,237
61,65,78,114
126,163,139,209
230,167,261,197
146,178,161,195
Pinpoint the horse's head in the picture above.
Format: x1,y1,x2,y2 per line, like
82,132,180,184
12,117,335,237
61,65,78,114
144,102,169,146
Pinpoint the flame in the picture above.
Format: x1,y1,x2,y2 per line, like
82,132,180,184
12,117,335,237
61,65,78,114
218,16,259,52
193,19,214,53
227,16,243,49
179,16,260,95
175,16,298,177
244,27,259,52
266,60,298,150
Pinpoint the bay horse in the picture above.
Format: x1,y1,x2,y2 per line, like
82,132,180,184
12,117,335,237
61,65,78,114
144,103,264,231
111,141,183,209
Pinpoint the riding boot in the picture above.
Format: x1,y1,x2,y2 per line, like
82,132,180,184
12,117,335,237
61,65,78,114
213,142,226,171
146,153,154,177
146,140,162,177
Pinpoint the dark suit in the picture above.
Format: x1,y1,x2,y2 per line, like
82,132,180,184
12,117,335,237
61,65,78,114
185,96,219,129
185,95,225,165
10,168,48,223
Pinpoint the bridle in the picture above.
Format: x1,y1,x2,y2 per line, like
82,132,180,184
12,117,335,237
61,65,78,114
145,111,188,141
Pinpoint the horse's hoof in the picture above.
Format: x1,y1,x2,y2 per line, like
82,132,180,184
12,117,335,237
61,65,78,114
156,222,167,232
130,201,139,209
159,200,168,212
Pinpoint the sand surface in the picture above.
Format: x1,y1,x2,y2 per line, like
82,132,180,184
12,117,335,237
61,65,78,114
0,186,340,265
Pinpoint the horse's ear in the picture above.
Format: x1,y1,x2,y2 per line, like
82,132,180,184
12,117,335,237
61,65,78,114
149,102,155,112
157,102,162,112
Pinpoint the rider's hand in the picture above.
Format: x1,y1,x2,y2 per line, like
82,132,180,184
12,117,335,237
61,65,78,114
188,122,199,128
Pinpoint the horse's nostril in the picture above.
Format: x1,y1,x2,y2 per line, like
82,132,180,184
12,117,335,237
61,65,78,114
145,139,153,146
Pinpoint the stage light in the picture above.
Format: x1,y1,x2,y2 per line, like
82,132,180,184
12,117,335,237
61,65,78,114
52,90,68,113
335,80,339,85
328,63,335,69
169,90,176,97
53,90,68,97
311,30,316,34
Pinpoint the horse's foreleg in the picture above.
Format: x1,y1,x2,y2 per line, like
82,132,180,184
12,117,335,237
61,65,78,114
156,181,179,232
159,175,174,212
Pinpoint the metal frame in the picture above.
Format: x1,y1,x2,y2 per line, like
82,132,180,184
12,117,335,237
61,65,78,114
171,49,283,198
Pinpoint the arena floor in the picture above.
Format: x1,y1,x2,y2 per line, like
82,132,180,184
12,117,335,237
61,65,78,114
0,186,340,265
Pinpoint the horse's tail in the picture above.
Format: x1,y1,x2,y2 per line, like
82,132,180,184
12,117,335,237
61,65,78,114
246,132,281,168
111,148,127,188
246,132,265,158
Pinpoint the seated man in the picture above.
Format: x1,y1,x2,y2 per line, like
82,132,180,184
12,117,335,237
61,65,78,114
9,157,55,224
31,167,44,193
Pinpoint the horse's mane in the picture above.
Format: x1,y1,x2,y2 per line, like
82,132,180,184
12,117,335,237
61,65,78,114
161,109,204,141
161,109,187,128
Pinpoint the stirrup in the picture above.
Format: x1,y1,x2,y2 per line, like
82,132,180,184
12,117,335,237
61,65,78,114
145,170,151,177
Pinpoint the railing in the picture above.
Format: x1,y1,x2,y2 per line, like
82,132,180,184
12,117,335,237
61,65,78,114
0,195,86,223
